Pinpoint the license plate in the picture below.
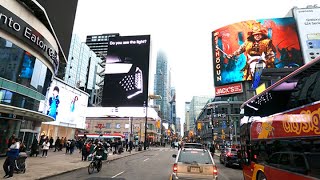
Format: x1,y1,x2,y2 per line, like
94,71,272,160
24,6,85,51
190,167,200,173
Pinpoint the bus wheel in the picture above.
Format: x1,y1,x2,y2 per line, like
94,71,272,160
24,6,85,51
257,172,266,180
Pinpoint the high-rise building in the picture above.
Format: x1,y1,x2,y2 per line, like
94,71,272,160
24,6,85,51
185,102,191,130
85,33,120,106
176,117,181,136
189,96,213,131
170,87,176,126
64,34,103,106
154,51,171,122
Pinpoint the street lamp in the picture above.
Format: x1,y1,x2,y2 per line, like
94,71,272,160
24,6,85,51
144,94,162,150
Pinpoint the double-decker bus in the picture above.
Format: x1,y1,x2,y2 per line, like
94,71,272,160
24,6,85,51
240,56,320,180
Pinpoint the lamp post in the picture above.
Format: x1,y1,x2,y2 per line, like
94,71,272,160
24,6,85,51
144,95,162,150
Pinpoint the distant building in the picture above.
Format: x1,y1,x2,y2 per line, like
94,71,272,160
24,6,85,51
176,117,181,136
170,87,176,126
85,33,120,106
64,34,103,106
189,96,214,132
154,51,171,122
185,102,191,130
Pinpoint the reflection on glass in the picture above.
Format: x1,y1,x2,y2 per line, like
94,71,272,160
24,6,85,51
0,38,52,96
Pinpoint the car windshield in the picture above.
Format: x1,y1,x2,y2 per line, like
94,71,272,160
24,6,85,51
178,150,212,164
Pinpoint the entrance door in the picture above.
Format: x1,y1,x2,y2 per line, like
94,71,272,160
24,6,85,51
19,129,38,151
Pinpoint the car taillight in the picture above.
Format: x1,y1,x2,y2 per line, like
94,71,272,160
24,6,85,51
173,163,178,173
213,166,218,175
227,152,232,156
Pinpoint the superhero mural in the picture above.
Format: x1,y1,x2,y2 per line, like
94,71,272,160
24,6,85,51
212,17,304,87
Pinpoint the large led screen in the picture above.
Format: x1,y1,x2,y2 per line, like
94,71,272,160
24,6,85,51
44,78,89,129
212,17,304,86
102,35,150,107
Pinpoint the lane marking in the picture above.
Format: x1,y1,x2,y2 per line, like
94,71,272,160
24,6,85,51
143,158,149,162
111,171,125,178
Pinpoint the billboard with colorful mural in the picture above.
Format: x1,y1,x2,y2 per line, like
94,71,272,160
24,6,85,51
212,17,304,87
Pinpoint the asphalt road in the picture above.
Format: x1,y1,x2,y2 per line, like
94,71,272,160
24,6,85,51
46,147,243,180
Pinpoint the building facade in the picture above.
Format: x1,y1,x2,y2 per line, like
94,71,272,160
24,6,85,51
64,34,103,106
169,87,176,126
185,102,190,131
85,33,119,106
189,96,213,132
0,0,64,155
176,117,181,136
154,51,171,122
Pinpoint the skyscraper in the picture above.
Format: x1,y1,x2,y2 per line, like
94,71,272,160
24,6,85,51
170,87,176,126
185,102,191,130
85,33,120,105
64,34,103,106
154,51,171,123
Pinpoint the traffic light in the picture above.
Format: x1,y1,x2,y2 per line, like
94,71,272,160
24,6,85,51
156,120,161,128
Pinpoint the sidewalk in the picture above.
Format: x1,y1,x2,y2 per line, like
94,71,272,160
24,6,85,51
0,148,145,180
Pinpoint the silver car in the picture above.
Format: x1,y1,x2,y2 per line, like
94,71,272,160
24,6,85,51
171,148,218,180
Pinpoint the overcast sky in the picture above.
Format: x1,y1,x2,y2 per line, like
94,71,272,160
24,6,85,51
73,0,319,131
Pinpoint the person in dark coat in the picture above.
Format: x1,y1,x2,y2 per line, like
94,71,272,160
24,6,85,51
54,137,60,152
49,137,54,149
30,138,39,157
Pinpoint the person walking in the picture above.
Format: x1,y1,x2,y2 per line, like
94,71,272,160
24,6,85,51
30,137,39,157
81,142,88,161
3,138,20,178
42,139,50,157
49,137,54,149
54,137,60,152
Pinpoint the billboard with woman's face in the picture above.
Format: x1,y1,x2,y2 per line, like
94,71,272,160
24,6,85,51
44,78,89,129
212,17,304,87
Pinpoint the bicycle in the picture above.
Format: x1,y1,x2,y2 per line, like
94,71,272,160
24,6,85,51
88,154,102,174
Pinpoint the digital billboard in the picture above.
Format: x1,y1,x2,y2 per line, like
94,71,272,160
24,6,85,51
212,17,304,87
43,78,89,129
293,7,320,63
102,35,150,107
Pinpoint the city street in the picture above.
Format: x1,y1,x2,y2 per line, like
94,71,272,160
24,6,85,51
46,147,243,180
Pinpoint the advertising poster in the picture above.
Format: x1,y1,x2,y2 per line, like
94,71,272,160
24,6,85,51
293,7,320,63
102,35,150,107
44,78,89,129
212,17,304,87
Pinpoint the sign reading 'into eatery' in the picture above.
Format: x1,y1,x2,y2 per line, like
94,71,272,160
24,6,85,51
0,5,59,73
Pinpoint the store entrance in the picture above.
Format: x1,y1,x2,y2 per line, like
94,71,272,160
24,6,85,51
19,129,38,152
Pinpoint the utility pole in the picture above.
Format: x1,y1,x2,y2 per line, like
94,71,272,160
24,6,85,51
144,101,148,150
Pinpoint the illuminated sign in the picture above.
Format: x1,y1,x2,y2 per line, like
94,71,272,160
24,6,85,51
212,17,303,86
215,83,243,96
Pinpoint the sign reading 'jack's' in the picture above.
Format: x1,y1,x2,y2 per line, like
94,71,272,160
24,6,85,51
215,83,243,96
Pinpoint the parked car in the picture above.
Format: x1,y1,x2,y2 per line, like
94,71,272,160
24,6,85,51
171,148,218,180
220,148,241,167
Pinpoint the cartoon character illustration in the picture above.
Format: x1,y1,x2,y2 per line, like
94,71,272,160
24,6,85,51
70,96,78,112
47,86,60,120
228,22,276,80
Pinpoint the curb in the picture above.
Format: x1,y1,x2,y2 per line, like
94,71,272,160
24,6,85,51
37,150,146,180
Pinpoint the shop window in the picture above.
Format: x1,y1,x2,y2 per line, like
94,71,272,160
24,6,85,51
105,123,111,129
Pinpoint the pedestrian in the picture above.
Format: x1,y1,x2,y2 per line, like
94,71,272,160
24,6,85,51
3,138,20,178
129,140,133,153
66,139,70,154
81,143,88,161
70,140,75,154
49,137,54,149
54,137,60,152
30,137,39,157
7,134,16,148
41,139,50,158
